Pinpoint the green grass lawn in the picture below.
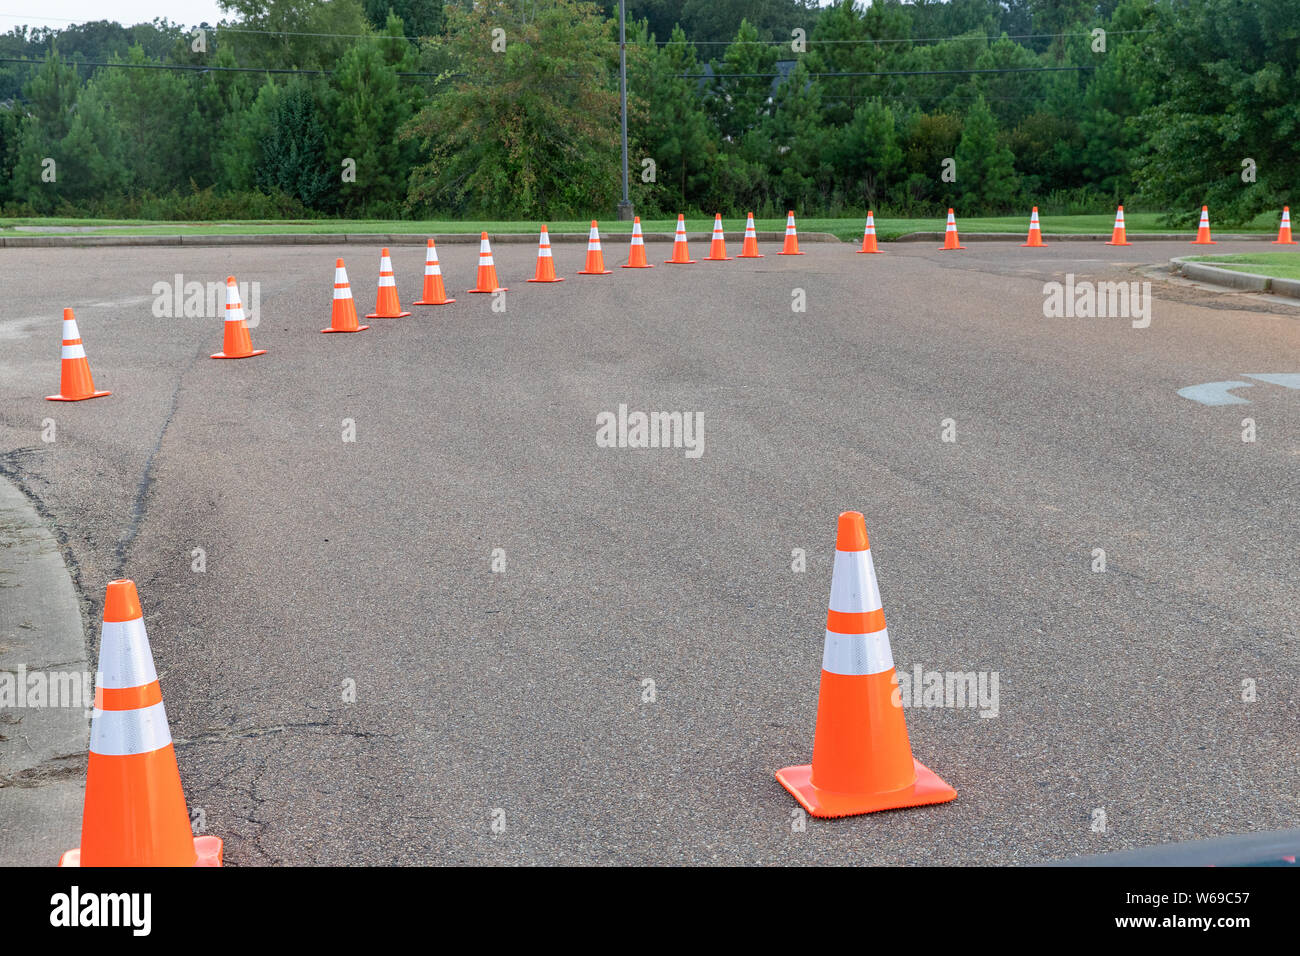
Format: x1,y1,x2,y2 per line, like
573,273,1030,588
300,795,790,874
0,212,1281,243
1183,251,1300,280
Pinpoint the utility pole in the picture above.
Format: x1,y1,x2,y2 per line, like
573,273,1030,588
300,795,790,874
617,0,634,220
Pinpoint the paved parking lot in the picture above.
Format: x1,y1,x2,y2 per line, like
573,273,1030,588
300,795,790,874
2,236,1297,864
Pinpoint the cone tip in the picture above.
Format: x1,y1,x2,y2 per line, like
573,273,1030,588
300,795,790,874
381,247,390,255
104,579,142,623
591,220,597,227
427,238,434,246
677,214,684,220
481,231,489,239
63,307,74,320
336,257,345,267
226,275,236,285
835,512,869,552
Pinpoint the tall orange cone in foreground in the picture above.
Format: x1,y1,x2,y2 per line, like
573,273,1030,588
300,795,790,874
939,208,965,251
321,258,369,333
60,579,222,866
413,239,456,304
1021,206,1046,247
776,512,957,818
779,211,804,255
578,221,613,275
857,211,881,254
366,248,411,317
527,226,564,282
1274,206,1297,245
45,309,111,401
622,217,653,268
468,232,508,293
738,212,763,258
1105,205,1131,245
1192,205,1215,245
703,214,731,260
211,276,266,358
665,215,695,264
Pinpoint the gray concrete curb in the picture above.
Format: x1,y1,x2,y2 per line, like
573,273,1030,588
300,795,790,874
0,475,89,866
0,230,839,249
1170,256,1298,297
893,231,1274,243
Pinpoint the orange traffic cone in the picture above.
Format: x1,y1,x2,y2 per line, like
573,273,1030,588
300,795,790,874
665,215,695,264
779,210,804,255
776,512,957,818
622,217,653,268
366,248,411,317
60,579,222,866
578,220,612,275
939,208,965,251
857,211,881,254
321,259,369,333
1274,206,1297,245
527,226,564,283
45,309,111,401
703,214,731,260
413,239,456,304
1192,205,1215,245
1021,206,1046,247
468,233,507,293
211,276,266,359
738,212,763,258
1106,205,1131,246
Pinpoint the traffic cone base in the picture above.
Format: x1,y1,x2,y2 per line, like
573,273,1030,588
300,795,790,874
526,277,564,282
211,347,266,359
413,297,456,302
61,835,222,868
46,388,110,402
776,757,957,818
321,325,368,333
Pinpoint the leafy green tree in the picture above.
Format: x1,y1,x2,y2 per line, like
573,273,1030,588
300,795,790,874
405,0,621,218
362,0,444,36
255,78,335,209
955,94,1018,211
217,0,370,70
833,98,904,211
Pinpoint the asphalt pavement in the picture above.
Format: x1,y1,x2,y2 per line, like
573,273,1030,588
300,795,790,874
1,235,1297,864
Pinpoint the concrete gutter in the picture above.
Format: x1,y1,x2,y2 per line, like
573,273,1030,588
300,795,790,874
0,475,89,866
1170,256,1299,298
0,230,839,249
893,231,1273,243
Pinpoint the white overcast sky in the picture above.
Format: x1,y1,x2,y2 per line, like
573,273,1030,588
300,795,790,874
1,0,846,32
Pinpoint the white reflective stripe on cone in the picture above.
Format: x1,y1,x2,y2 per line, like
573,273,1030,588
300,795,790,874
379,276,396,287
90,700,173,756
62,319,79,338
425,263,443,274
334,267,348,283
539,246,552,257
60,344,86,359
631,235,644,245
822,629,894,676
479,240,491,253
480,255,494,265
828,548,884,614
97,617,159,689
333,287,352,299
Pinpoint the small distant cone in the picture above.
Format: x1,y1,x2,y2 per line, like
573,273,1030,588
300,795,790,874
211,276,266,359
939,209,965,251
45,308,111,401
527,226,564,282
1274,206,1297,245
779,210,804,255
703,214,731,260
622,217,653,268
414,239,456,304
1192,205,1215,245
1106,205,1131,246
665,215,695,264
857,211,881,254
578,221,612,275
1021,206,1046,247
366,248,411,317
738,212,763,258
60,579,222,866
776,512,958,819
468,233,508,293
321,259,369,333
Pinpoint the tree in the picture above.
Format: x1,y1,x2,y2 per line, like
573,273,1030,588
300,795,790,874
955,94,1018,211
255,78,336,209
405,0,621,218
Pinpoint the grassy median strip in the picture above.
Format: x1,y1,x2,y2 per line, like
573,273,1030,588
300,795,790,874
1183,252,1300,281
0,212,1281,244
